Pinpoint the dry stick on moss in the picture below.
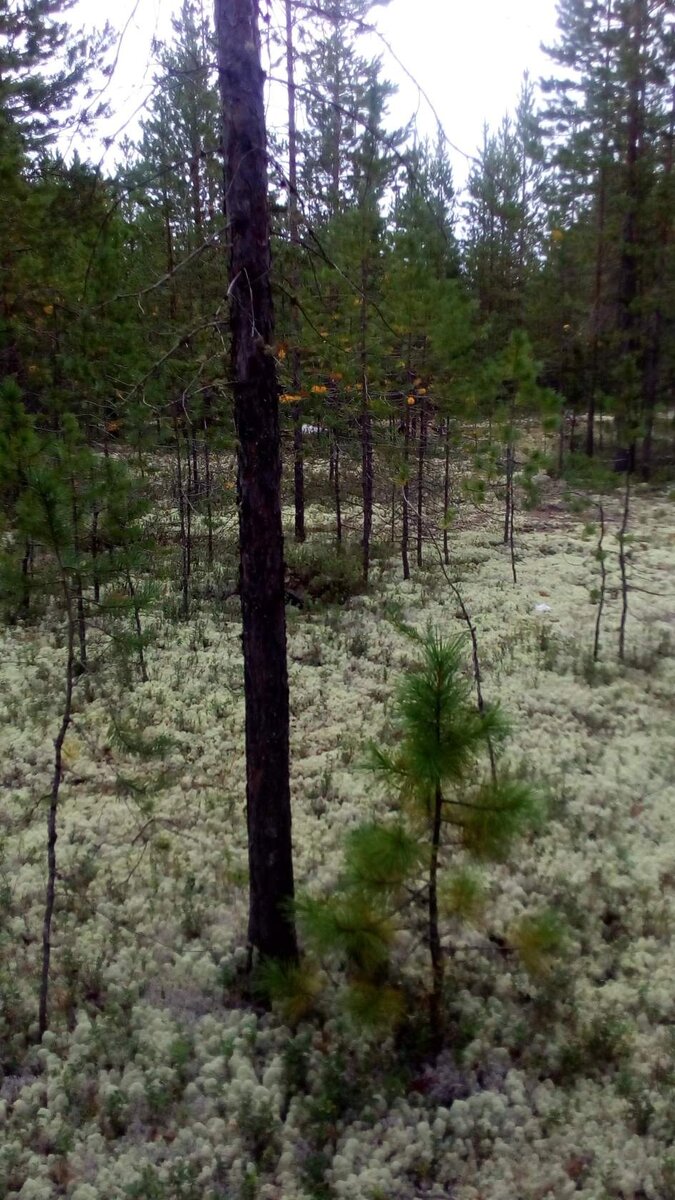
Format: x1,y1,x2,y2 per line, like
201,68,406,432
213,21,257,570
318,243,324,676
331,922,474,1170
38,596,75,1039
618,471,631,662
593,501,607,663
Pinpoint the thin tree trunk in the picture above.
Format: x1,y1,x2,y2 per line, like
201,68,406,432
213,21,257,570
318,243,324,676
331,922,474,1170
174,419,190,620
203,419,214,568
39,597,75,1038
429,782,444,1049
618,472,631,663
617,0,647,470
642,85,674,479
416,396,427,570
593,501,607,663
443,419,451,566
587,2,613,458
285,0,305,543
360,291,372,585
503,444,512,545
216,0,297,963
401,401,411,580
91,509,100,604
333,435,342,547
126,568,148,684
509,465,517,585
20,539,32,619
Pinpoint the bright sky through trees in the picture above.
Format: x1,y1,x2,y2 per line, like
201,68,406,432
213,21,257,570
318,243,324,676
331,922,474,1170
71,0,559,182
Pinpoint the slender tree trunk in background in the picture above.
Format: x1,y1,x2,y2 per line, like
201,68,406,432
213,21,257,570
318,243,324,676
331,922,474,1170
333,435,342,547
588,156,607,458
503,443,512,545
617,1,647,473
428,782,444,1050
443,418,451,566
593,501,607,663
285,0,306,543
91,509,101,604
401,401,410,581
360,291,373,585
509,476,517,585
20,539,32,619
587,1,613,458
618,471,631,663
216,0,297,963
164,200,178,322
642,86,674,479
39,592,75,1039
203,415,214,568
71,488,88,690
126,568,149,684
190,427,200,502
416,396,427,570
174,418,190,620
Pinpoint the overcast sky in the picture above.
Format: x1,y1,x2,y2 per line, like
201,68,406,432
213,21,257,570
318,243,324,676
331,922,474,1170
72,0,561,187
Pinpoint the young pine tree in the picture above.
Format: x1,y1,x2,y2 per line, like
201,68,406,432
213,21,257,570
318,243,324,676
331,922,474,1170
298,629,538,1048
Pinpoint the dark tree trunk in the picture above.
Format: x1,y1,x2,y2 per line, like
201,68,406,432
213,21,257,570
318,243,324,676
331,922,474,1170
174,418,190,620
618,471,631,663
39,596,75,1038
617,0,647,469
203,416,214,568
416,397,427,569
642,86,674,479
20,539,32,619
285,0,306,543
428,783,444,1050
360,288,373,585
333,435,342,547
216,0,297,963
593,502,607,664
587,1,613,458
401,401,410,581
443,419,451,566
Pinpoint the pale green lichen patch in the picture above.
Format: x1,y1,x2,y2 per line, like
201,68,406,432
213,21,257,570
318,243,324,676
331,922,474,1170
1,487,674,1199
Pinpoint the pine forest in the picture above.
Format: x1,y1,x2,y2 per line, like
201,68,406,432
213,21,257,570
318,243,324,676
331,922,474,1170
0,0,674,1197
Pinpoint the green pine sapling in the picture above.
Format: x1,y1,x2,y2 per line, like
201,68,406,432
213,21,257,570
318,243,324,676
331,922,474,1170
296,628,538,1048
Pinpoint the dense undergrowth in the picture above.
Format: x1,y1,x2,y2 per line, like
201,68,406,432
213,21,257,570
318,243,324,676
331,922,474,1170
1,470,674,1200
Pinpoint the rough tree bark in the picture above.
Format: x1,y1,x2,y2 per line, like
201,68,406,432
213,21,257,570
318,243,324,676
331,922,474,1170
215,0,298,963
285,0,306,543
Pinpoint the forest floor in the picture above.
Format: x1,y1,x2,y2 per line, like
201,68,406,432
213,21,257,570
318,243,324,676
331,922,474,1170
1,475,675,1200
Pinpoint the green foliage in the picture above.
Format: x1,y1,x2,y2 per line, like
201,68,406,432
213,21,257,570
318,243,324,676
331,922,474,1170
297,893,393,977
368,629,507,807
297,628,542,1040
286,540,365,605
256,959,323,1025
109,715,174,761
511,909,568,978
439,868,486,924
457,775,540,861
344,822,421,895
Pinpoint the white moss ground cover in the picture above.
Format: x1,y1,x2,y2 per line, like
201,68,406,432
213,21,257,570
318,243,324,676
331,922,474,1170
0,484,674,1200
